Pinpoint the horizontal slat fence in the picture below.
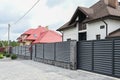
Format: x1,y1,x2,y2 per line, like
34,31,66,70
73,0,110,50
32,42,71,68
12,45,31,59
12,41,76,69
77,39,120,78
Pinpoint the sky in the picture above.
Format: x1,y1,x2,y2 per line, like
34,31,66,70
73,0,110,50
0,0,119,41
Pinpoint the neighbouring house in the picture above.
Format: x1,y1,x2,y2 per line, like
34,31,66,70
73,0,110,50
57,0,120,41
17,26,62,46
17,29,35,45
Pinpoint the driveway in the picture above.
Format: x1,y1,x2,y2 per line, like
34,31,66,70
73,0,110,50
0,59,119,80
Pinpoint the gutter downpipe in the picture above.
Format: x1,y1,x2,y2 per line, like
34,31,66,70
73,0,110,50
60,31,63,42
101,19,108,37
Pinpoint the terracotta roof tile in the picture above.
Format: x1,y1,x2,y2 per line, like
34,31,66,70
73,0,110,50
22,29,35,35
33,30,62,43
26,27,48,40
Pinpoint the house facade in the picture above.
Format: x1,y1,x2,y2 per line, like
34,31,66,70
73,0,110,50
57,0,120,41
17,29,35,46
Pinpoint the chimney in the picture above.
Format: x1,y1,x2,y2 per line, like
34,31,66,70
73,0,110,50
108,0,119,8
38,25,41,27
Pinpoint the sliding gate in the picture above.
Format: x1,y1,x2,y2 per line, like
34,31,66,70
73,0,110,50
77,39,120,78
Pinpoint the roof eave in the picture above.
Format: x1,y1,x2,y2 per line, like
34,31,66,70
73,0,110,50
83,15,120,23
57,22,77,31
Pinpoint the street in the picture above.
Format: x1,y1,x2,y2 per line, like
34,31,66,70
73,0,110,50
0,59,119,80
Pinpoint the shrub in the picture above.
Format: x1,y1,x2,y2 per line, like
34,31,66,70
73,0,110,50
3,53,6,56
0,52,4,54
11,54,17,60
0,54,4,59
0,52,6,56
6,53,11,57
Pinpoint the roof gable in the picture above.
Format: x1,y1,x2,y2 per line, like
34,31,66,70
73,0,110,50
57,7,89,31
69,7,90,25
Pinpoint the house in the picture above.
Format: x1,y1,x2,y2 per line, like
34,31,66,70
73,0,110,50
17,29,35,45
57,0,120,41
17,26,62,46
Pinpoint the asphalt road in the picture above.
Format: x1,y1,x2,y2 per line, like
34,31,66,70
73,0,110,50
0,59,119,80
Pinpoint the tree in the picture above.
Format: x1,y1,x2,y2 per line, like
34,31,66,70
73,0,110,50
0,40,19,47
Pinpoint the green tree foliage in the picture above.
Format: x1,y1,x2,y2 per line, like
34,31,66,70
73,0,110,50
0,40,19,47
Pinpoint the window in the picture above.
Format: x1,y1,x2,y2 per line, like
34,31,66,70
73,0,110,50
33,34,37,38
67,38,71,41
100,25,105,29
96,34,101,40
79,24,86,30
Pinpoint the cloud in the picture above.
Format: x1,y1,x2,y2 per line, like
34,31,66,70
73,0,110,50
46,0,65,8
1,0,118,40
0,0,36,40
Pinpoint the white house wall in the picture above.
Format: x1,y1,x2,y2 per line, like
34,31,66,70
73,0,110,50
63,24,78,41
87,21,106,40
107,19,120,34
87,19,120,40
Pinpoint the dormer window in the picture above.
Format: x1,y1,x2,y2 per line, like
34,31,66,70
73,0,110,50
33,34,37,38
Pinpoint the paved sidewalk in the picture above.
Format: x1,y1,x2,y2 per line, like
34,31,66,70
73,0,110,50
0,59,119,80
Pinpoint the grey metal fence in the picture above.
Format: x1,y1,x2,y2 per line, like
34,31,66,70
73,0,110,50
11,39,120,78
12,41,77,69
32,42,71,69
12,45,31,59
77,39,120,78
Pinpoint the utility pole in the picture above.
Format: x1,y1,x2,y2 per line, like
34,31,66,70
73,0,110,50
8,24,10,54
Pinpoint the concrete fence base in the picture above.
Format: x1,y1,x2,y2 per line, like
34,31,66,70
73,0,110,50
33,58,71,69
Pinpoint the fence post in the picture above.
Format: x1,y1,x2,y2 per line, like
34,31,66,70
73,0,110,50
35,44,36,59
30,45,33,60
20,46,22,55
112,39,115,76
24,46,26,59
54,43,56,63
15,47,16,54
43,44,44,61
70,40,77,70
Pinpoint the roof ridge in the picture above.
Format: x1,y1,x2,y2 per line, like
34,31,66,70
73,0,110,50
90,0,101,8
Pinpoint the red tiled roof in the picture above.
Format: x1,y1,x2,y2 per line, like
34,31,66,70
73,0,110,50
33,30,62,44
17,26,62,44
22,29,35,35
26,27,48,40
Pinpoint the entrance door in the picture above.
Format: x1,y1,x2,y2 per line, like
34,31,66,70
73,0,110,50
79,32,86,41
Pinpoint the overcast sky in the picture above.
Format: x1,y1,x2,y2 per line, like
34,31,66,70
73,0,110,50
0,0,119,41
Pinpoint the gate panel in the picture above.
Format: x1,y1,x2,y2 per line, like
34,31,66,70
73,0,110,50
93,40,113,75
114,40,120,77
77,41,93,71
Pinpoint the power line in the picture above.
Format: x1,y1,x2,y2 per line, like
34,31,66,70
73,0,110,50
14,0,40,24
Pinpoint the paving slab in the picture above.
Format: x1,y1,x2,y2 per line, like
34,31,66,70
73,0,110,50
0,59,119,80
